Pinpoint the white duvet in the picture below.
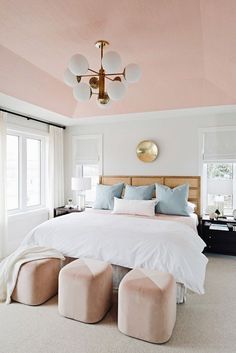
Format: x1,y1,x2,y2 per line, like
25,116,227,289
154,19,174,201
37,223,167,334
22,209,208,294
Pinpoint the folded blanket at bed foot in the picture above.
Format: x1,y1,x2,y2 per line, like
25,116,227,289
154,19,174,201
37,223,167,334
0,245,65,304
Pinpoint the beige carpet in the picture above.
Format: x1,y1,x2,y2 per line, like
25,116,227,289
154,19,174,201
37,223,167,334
0,254,236,353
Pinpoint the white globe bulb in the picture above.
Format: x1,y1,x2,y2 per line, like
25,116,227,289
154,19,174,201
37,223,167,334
124,63,141,83
107,81,126,101
102,51,122,73
69,54,89,75
73,82,91,101
63,68,78,87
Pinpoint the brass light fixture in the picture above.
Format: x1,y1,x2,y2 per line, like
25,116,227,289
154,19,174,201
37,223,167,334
64,40,141,108
136,140,159,162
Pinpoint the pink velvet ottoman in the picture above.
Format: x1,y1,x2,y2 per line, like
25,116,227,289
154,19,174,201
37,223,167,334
118,268,176,344
12,258,61,306
58,258,113,323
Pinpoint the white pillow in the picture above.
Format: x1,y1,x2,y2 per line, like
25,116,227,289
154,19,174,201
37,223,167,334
187,202,197,214
112,197,156,217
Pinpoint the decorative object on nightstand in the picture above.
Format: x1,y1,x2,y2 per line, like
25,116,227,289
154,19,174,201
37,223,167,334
71,177,91,211
200,215,236,255
54,206,84,217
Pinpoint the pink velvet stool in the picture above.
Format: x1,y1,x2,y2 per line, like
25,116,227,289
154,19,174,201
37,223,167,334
118,268,176,344
12,258,61,305
58,258,113,323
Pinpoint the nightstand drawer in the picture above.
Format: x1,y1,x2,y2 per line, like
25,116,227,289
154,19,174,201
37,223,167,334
206,230,236,242
206,232,236,255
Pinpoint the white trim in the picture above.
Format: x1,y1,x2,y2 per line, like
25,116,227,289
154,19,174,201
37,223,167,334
8,207,49,220
2,91,236,126
71,105,236,126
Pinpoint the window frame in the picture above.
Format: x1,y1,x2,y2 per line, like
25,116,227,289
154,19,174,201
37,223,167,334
7,127,47,215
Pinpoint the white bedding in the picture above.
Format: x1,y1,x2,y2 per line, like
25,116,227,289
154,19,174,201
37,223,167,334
22,209,208,294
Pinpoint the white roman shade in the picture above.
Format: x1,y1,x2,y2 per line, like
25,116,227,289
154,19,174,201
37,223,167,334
203,129,236,161
74,135,102,164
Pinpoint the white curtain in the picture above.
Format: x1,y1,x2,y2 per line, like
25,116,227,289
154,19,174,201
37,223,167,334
48,126,64,218
0,112,8,259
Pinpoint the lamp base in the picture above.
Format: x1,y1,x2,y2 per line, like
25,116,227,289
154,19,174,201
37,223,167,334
76,194,85,211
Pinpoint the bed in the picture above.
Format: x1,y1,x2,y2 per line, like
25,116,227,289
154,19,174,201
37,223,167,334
21,175,207,304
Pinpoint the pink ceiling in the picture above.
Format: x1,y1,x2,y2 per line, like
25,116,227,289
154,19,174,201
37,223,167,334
0,0,236,119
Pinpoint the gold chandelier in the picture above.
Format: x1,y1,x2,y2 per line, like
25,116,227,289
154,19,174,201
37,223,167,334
64,40,141,107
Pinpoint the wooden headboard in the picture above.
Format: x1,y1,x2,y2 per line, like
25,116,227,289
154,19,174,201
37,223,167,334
99,175,201,215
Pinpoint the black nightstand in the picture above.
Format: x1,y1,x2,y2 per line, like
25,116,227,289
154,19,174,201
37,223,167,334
200,215,236,255
54,206,84,217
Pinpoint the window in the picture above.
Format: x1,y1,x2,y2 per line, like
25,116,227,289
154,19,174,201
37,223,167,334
73,135,102,206
6,130,46,213
201,127,236,215
204,162,234,215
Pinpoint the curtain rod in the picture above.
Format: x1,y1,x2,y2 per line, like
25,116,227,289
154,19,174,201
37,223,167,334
0,107,66,130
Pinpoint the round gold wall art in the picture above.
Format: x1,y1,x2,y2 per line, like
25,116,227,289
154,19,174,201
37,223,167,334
136,140,159,162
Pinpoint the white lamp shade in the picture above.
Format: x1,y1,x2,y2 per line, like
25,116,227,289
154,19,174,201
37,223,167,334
64,68,78,87
71,177,91,191
124,63,141,83
68,54,89,76
73,82,92,101
107,81,126,101
102,51,122,73
207,179,233,195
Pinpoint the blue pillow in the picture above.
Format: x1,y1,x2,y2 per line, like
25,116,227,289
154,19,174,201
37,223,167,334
124,184,155,200
155,183,190,216
93,183,124,210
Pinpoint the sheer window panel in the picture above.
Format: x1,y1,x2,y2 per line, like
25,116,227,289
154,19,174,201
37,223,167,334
27,138,41,206
6,135,19,210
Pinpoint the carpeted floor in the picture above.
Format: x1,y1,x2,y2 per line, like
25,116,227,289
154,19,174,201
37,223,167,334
0,254,236,353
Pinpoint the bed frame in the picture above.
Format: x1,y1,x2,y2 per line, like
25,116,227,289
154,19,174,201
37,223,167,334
99,175,201,215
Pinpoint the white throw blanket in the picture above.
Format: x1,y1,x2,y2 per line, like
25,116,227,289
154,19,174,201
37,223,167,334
0,245,65,304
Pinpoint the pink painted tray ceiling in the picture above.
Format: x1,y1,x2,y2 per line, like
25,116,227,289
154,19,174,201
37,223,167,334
0,0,236,119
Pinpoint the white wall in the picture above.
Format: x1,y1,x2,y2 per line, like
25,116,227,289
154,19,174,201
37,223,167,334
64,107,236,200
8,209,48,254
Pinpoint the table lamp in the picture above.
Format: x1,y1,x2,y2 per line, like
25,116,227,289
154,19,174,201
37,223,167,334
71,177,92,210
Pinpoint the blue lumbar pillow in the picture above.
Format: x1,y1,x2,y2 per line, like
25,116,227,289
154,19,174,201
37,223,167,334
124,184,155,200
155,183,190,216
93,183,124,210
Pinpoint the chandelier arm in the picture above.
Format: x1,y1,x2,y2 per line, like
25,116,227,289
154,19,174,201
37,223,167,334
105,72,124,77
79,74,100,78
88,68,99,75
104,76,113,82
